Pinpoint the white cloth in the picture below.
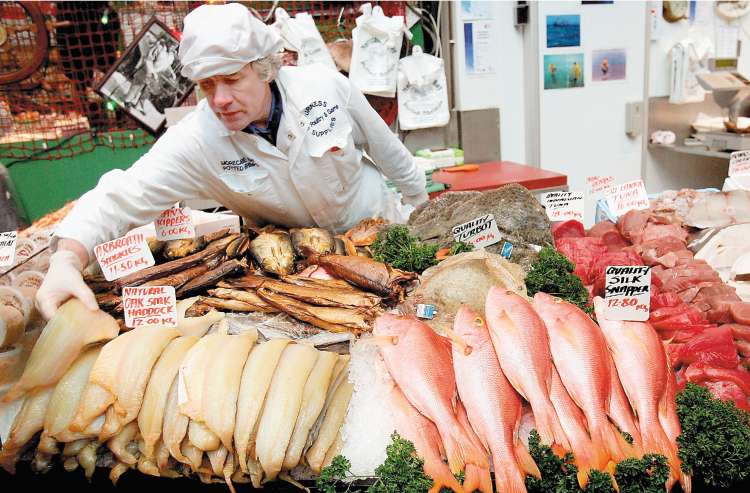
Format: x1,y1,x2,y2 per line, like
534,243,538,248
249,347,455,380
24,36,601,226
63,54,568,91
272,8,337,70
397,46,449,130
54,65,424,256
179,3,283,81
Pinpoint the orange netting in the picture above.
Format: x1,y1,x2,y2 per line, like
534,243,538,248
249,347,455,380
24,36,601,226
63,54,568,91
0,1,405,162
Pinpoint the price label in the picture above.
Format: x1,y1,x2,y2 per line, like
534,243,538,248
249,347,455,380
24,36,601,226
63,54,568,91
543,191,584,221
729,150,750,177
123,285,177,328
604,265,651,321
606,180,650,217
155,206,195,241
586,175,615,197
451,214,502,249
94,232,155,281
0,231,17,267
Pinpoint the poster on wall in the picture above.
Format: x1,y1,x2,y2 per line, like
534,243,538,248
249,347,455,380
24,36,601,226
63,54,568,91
592,49,626,82
544,54,585,90
546,15,580,48
464,21,496,75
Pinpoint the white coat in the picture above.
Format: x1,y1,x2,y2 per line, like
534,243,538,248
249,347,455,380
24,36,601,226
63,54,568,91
54,65,425,254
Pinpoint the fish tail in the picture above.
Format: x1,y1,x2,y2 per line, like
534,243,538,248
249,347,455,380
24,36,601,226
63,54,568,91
463,463,492,493
492,451,528,493
423,456,466,493
680,469,692,493
444,424,489,473
642,424,681,490
532,399,571,450
514,440,541,479
596,419,636,464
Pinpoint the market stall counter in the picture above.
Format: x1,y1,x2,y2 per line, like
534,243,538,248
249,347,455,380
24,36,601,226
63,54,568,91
429,161,569,198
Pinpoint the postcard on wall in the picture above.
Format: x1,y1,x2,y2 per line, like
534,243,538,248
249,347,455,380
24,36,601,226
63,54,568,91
546,14,580,48
592,49,626,82
544,53,585,90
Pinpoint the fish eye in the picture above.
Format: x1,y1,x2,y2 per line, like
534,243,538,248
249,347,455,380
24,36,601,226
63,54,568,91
474,317,484,326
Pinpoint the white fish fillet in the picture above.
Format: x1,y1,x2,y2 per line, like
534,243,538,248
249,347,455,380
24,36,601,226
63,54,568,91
255,343,319,481
179,333,256,452
282,350,338,470
685,190,750,228
0,387,53,473
71,326,178,437
305,369,353,474
234,338,291,474
138,336,198,459
107,420,140,465
189,419,221,451
162,377,189,465
43,346,101,442
2,299,119,402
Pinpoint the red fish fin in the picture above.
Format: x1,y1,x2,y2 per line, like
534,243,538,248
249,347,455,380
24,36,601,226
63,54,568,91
493,452,528,493
680,470,692,493
425,461,465,493
533,400,571,451
463,464,492,493
642,425,681,491
577,469,591,490
598,420,636,463
514,441,541,479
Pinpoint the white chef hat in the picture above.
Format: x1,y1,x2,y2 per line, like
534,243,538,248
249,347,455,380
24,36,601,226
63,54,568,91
179,3,283,81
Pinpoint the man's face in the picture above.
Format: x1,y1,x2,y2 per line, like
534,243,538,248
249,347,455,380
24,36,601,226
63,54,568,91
198,64,268,131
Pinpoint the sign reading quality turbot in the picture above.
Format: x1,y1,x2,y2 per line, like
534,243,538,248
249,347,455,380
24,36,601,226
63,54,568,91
604,265,651,321
94,233,155,281
123,285,177,328
452,214,502,249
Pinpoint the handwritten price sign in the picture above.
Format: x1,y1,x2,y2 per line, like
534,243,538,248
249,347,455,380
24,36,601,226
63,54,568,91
123,285,177,328
0,231,17,267
452,214,502,249
543,191,584,222
94,233,155,281
604,265,651,321
586,175,615,197
606,180,650,217
155,207,195,241
729,150,750,177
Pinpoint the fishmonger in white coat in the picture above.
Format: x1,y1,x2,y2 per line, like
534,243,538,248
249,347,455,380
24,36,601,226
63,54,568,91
36,4,426,319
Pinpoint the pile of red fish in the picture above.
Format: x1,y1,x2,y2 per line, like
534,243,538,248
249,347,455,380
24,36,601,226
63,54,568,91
553,212,750,412
373,288,688,493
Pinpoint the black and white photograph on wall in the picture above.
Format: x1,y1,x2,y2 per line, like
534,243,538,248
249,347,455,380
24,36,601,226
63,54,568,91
96,17,194,134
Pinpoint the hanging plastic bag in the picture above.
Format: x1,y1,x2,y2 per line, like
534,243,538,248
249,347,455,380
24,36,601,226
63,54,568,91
397,46,449,130
349,3,410,97
272,8,337,70
669,38,713,104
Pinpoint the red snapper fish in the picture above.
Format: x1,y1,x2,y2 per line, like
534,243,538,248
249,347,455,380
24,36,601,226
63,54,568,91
593,297,691,493
449,305,538,493
484,288,569,450
372,313,488,474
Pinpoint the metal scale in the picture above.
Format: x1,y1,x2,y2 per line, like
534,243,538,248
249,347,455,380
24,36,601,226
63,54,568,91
695,63,750,151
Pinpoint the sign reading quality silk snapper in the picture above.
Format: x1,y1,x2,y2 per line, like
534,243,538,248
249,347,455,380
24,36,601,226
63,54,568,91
543,191,584,221
729,150,750,177
604,265,651,321
94,232,155,281
0,231,17,267
123,285,177,328
452,214,502,249
606,180,650,217
155,207,195,241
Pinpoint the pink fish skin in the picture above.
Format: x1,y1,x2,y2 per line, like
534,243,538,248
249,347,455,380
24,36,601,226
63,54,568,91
548,365,598,488
373,313,488,473
384,373,466,493
484,288,570,450
606,352,643,453
450,305,529,493
534,293,634,474
660,357,691,493
455,400,493,493
593,297,690,493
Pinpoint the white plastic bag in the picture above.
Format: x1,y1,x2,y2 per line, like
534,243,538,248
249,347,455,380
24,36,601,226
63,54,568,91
397,46,449,130
669,38,713,104
272,8,337,70
349,4,409,97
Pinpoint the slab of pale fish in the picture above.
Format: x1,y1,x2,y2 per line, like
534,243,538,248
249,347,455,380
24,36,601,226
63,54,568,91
0,387,54,473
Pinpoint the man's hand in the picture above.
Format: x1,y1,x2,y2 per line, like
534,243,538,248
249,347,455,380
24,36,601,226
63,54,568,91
402,190,429,208
36,250,98,320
